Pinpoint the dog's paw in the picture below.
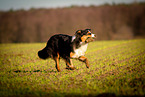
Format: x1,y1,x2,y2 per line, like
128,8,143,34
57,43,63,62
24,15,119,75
66,66,76,70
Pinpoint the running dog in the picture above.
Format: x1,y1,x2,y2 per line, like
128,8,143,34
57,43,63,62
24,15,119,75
38,29,96,72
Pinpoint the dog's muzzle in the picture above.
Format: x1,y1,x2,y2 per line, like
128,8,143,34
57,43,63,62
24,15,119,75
91,34,96,38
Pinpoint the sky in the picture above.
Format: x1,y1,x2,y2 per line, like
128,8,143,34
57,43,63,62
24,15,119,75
0,0,145,11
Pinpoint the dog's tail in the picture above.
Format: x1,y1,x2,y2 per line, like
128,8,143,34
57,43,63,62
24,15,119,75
38,47,50,59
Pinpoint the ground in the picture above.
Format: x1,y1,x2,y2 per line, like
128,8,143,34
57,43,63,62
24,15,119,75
0,39,145,97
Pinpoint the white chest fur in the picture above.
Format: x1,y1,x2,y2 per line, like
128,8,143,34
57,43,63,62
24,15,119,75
71,43,88,58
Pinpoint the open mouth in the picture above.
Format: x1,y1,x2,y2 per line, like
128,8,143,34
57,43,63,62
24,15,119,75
86,34,96,42
85,36,96,43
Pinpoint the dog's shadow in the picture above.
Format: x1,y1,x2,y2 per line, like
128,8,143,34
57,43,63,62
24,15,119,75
11,69,57,73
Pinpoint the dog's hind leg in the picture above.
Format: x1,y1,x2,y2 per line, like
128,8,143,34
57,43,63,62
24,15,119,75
78,56,89,68
54,53,61,72
64,58,75,70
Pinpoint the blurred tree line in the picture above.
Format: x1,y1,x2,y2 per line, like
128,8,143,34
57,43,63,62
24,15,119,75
0,3,145,43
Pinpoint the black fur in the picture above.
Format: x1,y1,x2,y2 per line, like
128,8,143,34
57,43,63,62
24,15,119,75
38,34,72,59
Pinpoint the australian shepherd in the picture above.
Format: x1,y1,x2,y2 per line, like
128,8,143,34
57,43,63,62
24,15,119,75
38,29,96,72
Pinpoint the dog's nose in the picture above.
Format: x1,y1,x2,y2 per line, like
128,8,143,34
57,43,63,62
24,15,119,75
94,34,96,38
95,34,97,38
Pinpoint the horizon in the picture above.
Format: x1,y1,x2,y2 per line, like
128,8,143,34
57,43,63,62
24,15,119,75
0,0,145,11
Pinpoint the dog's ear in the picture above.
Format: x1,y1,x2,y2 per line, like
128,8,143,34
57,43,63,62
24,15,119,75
85,29,91,31
75,30,82,35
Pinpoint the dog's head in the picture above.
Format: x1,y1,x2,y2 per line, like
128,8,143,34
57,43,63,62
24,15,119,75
75,29,96,43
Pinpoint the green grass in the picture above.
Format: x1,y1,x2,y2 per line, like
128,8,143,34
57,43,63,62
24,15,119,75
0,39,145,97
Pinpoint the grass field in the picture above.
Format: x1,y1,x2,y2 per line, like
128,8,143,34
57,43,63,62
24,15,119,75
0,39,145,97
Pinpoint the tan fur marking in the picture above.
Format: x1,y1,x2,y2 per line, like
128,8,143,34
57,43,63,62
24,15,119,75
81,35,91,42
87,32,91,34
55,52,60,72
70,52,75,57
57,52,60,58
77,30,81,33
78,56,89,68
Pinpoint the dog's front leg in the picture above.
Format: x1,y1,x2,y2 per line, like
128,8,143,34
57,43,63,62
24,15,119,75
78,56,89,68
64,58,75,70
